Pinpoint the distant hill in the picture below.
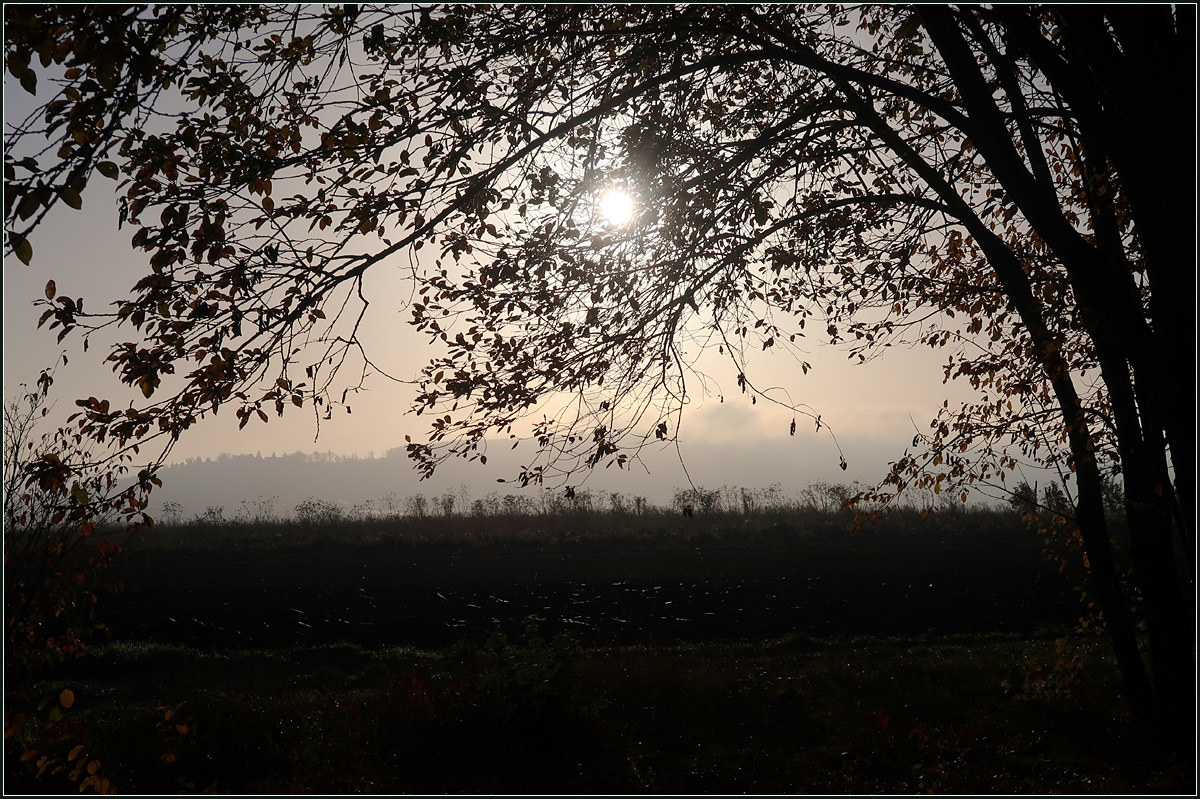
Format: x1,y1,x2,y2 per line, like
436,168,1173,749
140,433,900,523
145,448,461,522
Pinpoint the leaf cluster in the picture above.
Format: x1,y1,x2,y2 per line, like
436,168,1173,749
2,5,1185,515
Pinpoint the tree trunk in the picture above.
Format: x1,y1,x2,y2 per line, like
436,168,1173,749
1122,422,1196,749
1059,400,1157,726
981,5,1195,740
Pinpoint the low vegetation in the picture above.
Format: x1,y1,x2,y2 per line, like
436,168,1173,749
5,625,1187,794
142,477,1098,554
7,479,1179,794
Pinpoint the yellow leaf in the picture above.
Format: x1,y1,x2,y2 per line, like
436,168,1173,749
161,753,176,763
176,723,189,735
87,759,100,775
60,688,75,708
68,745,84,761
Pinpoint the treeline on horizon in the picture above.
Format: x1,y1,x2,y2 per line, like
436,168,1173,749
135,474,1125,553
169,448,404,466
162,479,883,528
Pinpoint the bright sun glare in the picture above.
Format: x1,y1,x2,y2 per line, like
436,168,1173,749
599,190,634,225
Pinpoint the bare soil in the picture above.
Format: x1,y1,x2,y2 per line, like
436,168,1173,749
102,531,1082,649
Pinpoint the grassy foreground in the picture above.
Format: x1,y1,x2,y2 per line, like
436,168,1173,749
5,626,1189,794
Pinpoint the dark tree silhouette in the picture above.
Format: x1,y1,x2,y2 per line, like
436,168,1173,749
4,5,1193,741
4,359,155,677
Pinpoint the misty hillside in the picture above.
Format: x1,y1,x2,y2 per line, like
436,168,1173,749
139,431,920,523
144,448,457,523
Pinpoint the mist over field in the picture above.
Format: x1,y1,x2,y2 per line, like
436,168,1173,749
142,428,1019,524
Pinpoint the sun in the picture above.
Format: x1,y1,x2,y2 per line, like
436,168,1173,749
599,189,634,225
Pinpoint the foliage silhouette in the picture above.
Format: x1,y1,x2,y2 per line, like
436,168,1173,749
3,361,154,795
4,5,1193,740
4,360,153,676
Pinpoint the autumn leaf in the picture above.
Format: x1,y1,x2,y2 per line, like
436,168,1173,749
16,193,41,220
12,234,33,265
60,186,82,210
895,12,922,39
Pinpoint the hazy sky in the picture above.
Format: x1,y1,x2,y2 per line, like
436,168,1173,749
3,55,1001,510
3,184,989,507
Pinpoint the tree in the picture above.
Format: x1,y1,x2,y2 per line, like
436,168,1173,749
3,359,155,678
5,5,1193,742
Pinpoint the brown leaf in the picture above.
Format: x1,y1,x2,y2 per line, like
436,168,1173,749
13,235,33,265
60,186,82,210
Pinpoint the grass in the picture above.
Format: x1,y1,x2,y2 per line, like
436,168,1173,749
8,505,1177,793
5,628,1190,794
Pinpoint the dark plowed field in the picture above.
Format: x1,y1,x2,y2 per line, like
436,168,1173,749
102,534,1082,649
